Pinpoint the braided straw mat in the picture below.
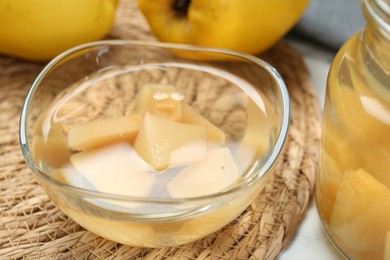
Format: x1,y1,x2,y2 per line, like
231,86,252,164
0,0,321,259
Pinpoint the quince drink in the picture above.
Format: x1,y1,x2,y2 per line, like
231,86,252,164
33,64,278,247
316,31,390,260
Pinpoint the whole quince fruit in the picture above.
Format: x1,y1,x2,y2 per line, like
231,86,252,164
137,0,309,59
0,0,118,61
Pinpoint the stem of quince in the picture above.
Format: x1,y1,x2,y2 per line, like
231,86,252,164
172,0,191,17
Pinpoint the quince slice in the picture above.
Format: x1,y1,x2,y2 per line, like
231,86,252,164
51,167,82,185
136,83,183,121
330,169,390,258
236,99,273,170
181,104,225,144
167,147,239,198
332,62,390,151
67,114,142,151
168,140,207,168
385,232,390,260
70,143,155,197
316,150,343,223
133,112,207,171
33,123,70,168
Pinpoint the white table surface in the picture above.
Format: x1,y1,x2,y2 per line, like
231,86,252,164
277,37,345,260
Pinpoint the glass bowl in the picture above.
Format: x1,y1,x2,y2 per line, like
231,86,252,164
20,40,290,248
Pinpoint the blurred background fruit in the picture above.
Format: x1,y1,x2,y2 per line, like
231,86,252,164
137,0,310,59
0,0,119,61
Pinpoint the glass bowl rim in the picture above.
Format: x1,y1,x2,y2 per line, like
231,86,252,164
19,39,290,205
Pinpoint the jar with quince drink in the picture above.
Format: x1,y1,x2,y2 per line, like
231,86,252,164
316,0,390,259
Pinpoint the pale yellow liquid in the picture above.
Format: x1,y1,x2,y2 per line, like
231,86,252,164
33,64,278,247
317,33,390,259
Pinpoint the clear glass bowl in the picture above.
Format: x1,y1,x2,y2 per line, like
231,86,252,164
20,40,290,248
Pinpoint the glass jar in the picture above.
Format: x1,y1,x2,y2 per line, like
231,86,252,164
316,0,390,259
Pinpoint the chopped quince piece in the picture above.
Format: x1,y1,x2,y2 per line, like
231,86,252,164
167,147,239,198
181,104,225,144
333,64,390,152
136,83,183,121
51,167,82,185
330,169,390,257
316,150,343,223
67,114,142,151
33,123,70,168
70,143,155,197
243,99,272,152
168,140,207,168
384,232,390,260
324,110,390,190
133,112,207,171
236,99,273,171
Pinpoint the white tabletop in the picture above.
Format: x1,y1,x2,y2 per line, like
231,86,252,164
278,37,344,260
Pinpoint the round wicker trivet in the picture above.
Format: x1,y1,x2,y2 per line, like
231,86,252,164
0,0,321,259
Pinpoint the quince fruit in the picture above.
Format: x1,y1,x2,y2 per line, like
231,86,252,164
137,0,309,59
0,0,118,61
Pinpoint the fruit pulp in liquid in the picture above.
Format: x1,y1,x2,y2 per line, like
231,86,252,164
33,63,278,246
316,33,390,260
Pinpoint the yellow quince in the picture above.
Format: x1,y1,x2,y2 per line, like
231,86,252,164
0,0,118,61
137,0,309,59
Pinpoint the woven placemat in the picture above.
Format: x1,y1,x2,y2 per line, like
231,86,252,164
0,0,321,259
